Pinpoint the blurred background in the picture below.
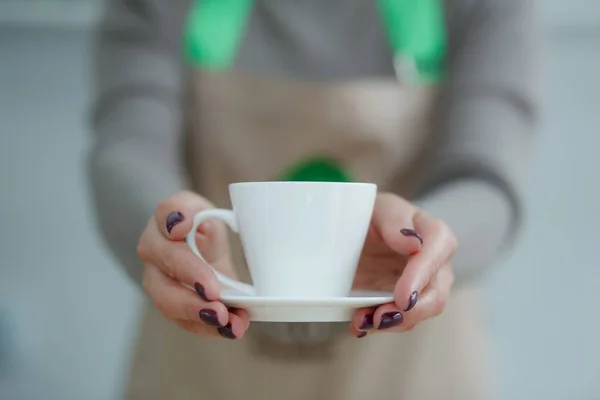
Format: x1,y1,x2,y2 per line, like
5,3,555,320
0,1,599,399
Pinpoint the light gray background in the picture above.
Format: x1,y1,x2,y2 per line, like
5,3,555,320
1,1,599,399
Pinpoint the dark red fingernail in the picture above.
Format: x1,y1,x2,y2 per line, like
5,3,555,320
356,331,368,339
194,282,210,302
400,228,423,245
166,211,184,234
199,309,222,327
359,314,374,330
404,291,418,311
378,312,403,330
217,323,236,340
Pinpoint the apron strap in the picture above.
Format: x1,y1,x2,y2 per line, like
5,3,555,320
376,0,447,85
183,0,447,85
183,0,253,70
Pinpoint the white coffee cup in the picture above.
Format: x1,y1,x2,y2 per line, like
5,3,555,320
186,181,377,298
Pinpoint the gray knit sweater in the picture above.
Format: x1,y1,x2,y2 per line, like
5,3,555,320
89,0,539,291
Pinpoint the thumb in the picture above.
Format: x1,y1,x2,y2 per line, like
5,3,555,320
371,193,423,256
155,190,215,241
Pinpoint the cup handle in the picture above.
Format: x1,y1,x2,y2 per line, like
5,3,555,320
185,209,256,296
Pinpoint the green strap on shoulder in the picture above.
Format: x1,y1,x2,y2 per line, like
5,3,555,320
183,0,446,85
376,0,447,84
183,0,253,70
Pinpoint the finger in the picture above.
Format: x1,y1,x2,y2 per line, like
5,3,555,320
216,310,249,340
174,309,251,340
138,225,221,301
400,263,454,328
363,264,454,333
151,189,232,283
350,303,406,334
371,193,422,256
229,307,251,331
363,265,454,333
174,319,222,338
143,264,229,326
155,190,215,240
349,306,377,338
393,210,457,310
371,303,405,331
193,218,229,264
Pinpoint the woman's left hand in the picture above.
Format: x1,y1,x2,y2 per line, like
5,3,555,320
350,192,457,337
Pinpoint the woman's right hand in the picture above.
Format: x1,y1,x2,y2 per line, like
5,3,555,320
137,190,250,340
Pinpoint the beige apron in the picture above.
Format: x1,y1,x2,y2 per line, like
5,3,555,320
124,71,490,399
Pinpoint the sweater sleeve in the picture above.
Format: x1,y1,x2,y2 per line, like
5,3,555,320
414,0,540,283
88,0,192,284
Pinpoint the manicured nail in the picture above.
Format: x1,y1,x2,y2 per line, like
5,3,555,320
359,314,374,330
378,312,403,330
199,309,222,327
400,228,423,245
166,211,184,234
404,291,418,311
356,331,368,339
217,323,236,340
194,282,210,302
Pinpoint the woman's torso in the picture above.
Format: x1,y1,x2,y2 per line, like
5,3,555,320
123,3,489,399
182,0,444,348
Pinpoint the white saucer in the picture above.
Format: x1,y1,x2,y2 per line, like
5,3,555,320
220,290,394,322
